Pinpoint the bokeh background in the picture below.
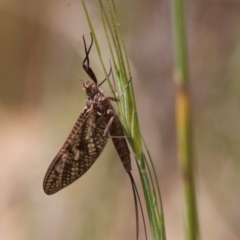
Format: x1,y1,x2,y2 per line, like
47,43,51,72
1,0,240,239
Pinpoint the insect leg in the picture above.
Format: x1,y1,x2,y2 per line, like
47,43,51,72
106,96,119,102
82,33,93,68
103,114,128,139
98,66,112,87
103,116,114,138
118,77,132,100
82,33,98,84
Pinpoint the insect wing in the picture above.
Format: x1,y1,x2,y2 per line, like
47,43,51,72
43,109,108,195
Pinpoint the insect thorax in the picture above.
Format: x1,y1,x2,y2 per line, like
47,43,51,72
84,82,113,116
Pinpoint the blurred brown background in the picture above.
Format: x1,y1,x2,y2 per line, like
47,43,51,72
0,0,240,239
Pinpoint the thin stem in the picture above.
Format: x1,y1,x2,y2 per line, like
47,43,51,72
80,1,167,239
171,1,200,240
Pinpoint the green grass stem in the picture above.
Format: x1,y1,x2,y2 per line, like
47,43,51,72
80,0,166,239
171,1,200,239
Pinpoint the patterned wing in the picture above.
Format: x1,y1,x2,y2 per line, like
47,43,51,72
43,108,108,195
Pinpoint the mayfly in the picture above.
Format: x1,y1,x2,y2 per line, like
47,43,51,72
43,34,147,239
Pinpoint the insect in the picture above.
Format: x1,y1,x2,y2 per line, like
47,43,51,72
43,33,146,239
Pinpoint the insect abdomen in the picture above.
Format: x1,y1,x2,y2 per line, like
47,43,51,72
110,116,131,172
